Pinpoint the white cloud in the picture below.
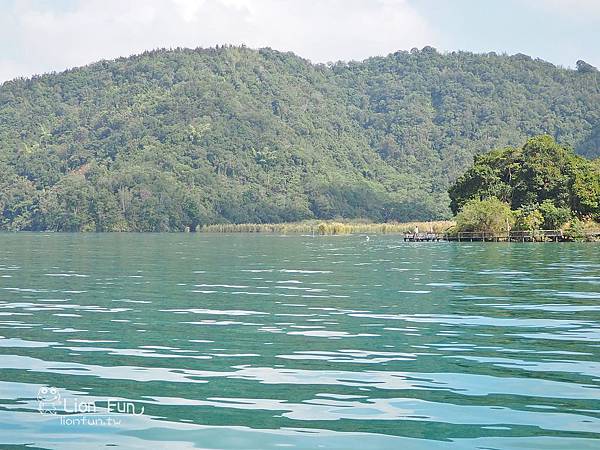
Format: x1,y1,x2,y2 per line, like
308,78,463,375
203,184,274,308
0,0,437,82
534,0,600,16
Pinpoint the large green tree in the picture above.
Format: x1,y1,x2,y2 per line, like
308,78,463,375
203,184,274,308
449,136,600,220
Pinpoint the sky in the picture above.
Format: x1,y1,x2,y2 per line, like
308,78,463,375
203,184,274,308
0,0,599,82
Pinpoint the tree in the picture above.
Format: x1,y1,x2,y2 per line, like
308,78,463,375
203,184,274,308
38,175,93,232
538,200,572,230
449,136,600,221
576,60,597,74
570,158,600,218
514,204,544,231
449,155,511,214
0,174,38,231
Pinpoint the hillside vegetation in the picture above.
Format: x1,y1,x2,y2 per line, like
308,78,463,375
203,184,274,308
0,46,599,231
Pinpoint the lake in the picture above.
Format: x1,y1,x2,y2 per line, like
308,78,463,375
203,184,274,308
0,234,599,449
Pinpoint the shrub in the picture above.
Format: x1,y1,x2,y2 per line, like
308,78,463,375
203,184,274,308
514,204,544,231
564,218,586,241
456,198,514,233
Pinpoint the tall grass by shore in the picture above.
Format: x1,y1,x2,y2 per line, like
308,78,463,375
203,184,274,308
199,220,455,235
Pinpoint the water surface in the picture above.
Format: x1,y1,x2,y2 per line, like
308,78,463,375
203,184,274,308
0,234,599,449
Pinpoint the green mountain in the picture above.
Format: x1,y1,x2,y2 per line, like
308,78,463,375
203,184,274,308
0,46,598,231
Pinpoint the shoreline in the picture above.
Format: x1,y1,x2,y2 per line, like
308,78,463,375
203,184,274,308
1,221,598,240
198,220,455,235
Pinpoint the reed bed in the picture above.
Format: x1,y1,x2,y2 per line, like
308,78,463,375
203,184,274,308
199,220,455,235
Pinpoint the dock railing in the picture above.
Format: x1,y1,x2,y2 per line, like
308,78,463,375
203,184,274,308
406,229,599,242
509,230,563,242
451,231,508,242
585,229,600,239
443,230,565,242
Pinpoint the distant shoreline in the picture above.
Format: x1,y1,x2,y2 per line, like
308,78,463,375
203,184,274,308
198,220,600,242
4,220,599,240
198,220,454,235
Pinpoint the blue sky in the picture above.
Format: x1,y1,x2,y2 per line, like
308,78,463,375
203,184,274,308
1,0,599,82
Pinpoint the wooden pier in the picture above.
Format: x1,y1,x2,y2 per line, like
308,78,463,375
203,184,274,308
404,230,600,242
403,233,443,242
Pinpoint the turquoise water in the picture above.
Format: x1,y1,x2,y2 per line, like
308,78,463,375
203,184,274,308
0,234,599,449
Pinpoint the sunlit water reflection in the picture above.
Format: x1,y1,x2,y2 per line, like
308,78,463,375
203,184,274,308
0,234,599,449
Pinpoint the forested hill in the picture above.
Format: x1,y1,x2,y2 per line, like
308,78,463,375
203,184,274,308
0,46,599,231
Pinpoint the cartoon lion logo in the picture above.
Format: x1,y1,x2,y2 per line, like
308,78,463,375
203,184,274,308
37,387,61,415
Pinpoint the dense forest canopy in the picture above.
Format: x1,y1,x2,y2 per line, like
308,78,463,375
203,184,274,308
449,135,600,233
0,46,599,231
449,135,600,216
